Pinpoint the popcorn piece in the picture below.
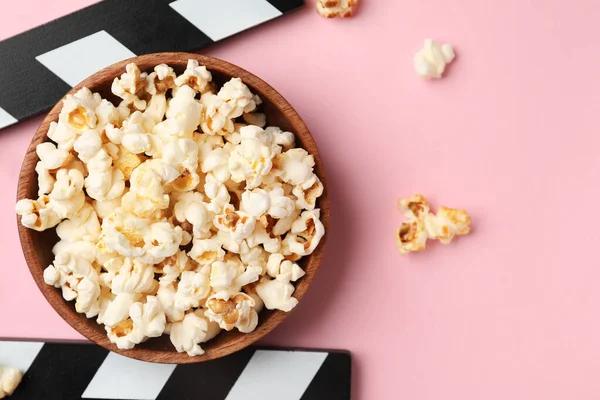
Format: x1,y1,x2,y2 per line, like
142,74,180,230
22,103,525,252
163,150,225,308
218,78,259,118
111,63,149,110
214,205,256,242
141,221,183,264
104,257,157,295
155,250,192,285
100,293,139,328
56,203,101,243
316,0,357,18
282,209,325,256
201,143,234,183
256,275,298,312
16,195,61,231
292,174,323,210
0,366,23,398
49,168,86,219
204,173,230,214
169,310,211,356
36,142,72,171
157,281,184,323
276,148,315,186
74,129,102,163
396,195,471,254
106,296,166,349
162,138,200,192
240,188,270,218
155,85,202,139
95,99,122,132
100,210,150,258
173,191,212,237
413,39,455,79
35,161,56,196
246,218,281,253
205,291,258,333
59,88,100,132
146,64,176,95
93,197,122,220
199,93,235,136
272,208,301,236
112,147,146,180
47,121,78,151
174,269,211,312
266,126,295,150
85,149,125,201
188,238,225,266
266,253,305,282
174,59,212,94
228,126,278,188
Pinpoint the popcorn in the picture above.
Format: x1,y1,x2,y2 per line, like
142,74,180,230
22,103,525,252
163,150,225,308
214,205,256,242
15,196,61,231
396,195,471,254
157,282,184,322
169,310,212,356
59,88,100,132
0,366,23,398
256,275,298,312
175,59,212,94
146,64,176,95
266,253,305,282
188,238,225,266
173,191,212,237
174,268,211,312
141,221,183,264
282,209,325,256
36,142,72,171
276,148,315,186
205,291,258,333
56,203,101,243
49,169,86,219
316,0,357,18
105,257,157,294
228,126,277,188
111,63,149,110
218,78,259,118
106,296,166,350
201,143,234,183
292,174,323,210
413,39,455,79
85,149,125,201
17,60,325,356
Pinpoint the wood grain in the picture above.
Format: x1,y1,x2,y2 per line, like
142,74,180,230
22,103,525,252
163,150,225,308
16,53,329,364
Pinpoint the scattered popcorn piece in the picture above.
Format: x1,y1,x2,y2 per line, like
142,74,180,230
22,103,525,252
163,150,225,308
413,39,456,79
0,366,23,398
316,0,357,18
17,60,326,356
396,194,471,254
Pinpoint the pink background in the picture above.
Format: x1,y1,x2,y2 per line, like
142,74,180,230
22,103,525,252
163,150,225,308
2,1,600,398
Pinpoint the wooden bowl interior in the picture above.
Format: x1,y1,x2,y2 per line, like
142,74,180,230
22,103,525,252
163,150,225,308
17,53,329,364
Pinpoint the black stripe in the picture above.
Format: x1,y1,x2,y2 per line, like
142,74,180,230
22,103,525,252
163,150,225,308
10,343,110,400
156,347,256,400
265,0,306,13
300,352,352,400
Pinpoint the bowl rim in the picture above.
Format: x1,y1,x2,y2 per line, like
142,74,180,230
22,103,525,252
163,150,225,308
16,52,329,364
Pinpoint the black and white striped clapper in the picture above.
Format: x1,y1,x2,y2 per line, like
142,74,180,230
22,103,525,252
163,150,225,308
0,0,304,131
0,341,351,400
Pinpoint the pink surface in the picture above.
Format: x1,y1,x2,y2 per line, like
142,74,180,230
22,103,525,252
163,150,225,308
2,1,600,398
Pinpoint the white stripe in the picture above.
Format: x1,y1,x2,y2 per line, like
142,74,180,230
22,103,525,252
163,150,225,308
225,350,327,400
82,352,176,400
0,341,44,372
36,30,135,87
0,106,18,129
169,0,282,42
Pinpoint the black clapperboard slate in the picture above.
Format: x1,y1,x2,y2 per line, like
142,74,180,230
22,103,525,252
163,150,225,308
0,0,305,130
0,340,351,399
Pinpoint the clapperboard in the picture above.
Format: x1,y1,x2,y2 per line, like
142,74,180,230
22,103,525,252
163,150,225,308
0,340,351,399
0,0,304,130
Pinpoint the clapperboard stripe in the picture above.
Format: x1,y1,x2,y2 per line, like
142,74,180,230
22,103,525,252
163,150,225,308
0,0,304,130
0,341,351,400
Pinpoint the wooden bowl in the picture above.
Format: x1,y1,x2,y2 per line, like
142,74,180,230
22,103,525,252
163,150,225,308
16,52,329,364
